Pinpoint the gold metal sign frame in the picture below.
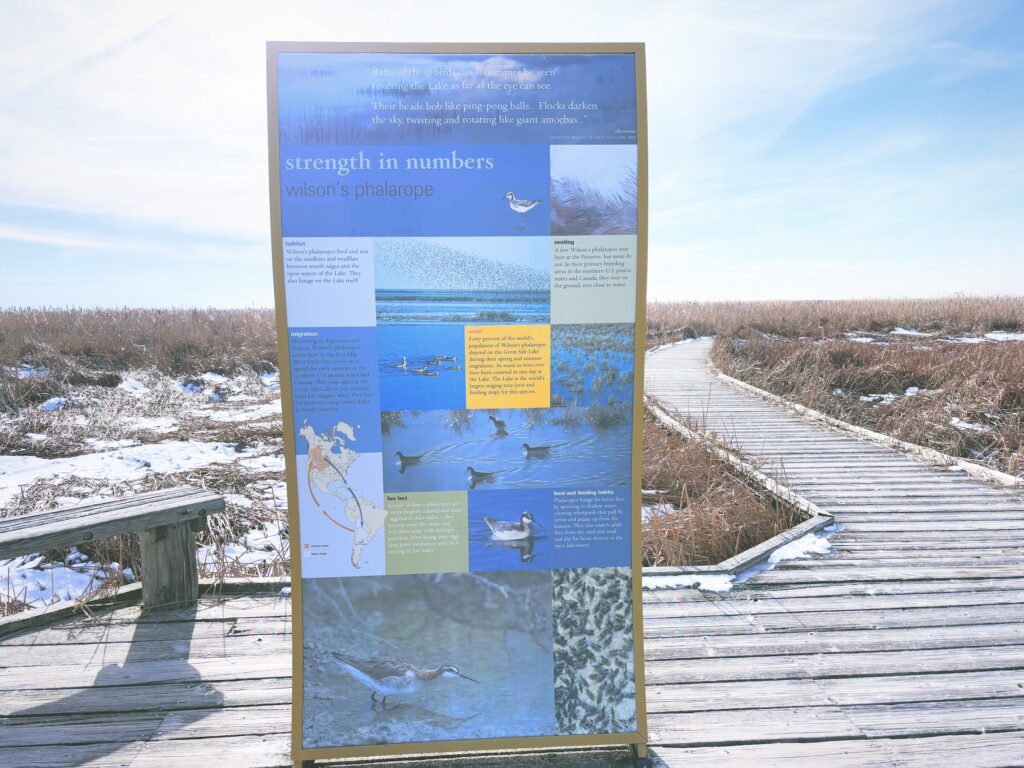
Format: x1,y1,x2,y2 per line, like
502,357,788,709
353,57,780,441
266,41,649,767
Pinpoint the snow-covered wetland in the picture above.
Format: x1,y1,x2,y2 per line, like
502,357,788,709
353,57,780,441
1,358,286,614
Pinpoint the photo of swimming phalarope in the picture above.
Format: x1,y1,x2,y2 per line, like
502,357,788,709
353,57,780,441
382,408,632,494
330,651,478,710
504,191,542,231
377,324,467,411
483,511,540,540
469,488,554,572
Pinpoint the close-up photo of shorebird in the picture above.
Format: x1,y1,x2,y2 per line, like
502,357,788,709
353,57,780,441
330,651,479,711
504,191,542,231
483,511,541,541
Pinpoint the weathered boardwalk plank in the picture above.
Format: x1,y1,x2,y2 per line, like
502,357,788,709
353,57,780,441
643,338,1024,765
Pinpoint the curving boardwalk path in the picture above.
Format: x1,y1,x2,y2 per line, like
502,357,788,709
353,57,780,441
643,338,1024,767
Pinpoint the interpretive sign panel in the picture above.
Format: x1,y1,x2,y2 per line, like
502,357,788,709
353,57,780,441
267,42,648,763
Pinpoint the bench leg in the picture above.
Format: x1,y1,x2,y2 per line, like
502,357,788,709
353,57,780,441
139,520,199,610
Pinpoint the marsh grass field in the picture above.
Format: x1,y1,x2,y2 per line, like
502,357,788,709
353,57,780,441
2,296,1020,613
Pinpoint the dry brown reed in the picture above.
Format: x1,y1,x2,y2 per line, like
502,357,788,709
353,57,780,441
646,295,1024,341
641,411,802,567
0,307,277,411
648,296,1024,476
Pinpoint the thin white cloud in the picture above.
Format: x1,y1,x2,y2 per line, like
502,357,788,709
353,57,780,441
0,222,151,250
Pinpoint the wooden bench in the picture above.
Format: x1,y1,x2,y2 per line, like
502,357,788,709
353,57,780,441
0,485,224,610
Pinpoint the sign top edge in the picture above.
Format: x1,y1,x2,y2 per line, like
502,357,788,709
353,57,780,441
266,42,645,55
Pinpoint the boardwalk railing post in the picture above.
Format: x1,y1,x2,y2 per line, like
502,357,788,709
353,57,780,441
139,519,200,610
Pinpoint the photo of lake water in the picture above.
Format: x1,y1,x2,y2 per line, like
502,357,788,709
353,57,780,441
381,406,632,493
377,325,466,410
376,289,550,324
374,237,551,324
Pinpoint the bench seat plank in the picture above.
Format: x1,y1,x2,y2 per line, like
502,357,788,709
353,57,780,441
0,486,223,559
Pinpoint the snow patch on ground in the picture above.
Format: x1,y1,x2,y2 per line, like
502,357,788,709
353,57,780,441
942,336,986,345
767,531,836,564
202,400,281,423
643,572,736,593
117,378,148,395
985,330,1024,342
641,502,676,521
38,397,66,412
16,364,49,380
0,440,276,507
0,547,130,608
891,327,931,336
125,416,177,433
859,392,899,405
950,417,993,433
197,521,287,569
643,525,840,594
732,525,841,586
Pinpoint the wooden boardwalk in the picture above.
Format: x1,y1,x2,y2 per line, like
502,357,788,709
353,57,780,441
644,338,1024,766
1,338,1022,766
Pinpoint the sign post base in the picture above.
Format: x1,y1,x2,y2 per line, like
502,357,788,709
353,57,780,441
630,741,652,767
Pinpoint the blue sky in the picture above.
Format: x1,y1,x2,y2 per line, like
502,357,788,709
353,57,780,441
0,1,1021,306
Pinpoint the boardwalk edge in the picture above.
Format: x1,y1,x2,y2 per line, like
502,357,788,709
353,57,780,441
643,396,835,579
711,365,1023,490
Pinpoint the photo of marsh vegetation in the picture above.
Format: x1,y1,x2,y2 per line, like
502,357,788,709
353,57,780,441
381,406,631,493
551,323,635,407
301,571,555,748
374,237,551,325
550,144,638,236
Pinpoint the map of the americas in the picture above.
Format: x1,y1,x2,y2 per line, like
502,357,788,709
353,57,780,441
299,420,386,568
